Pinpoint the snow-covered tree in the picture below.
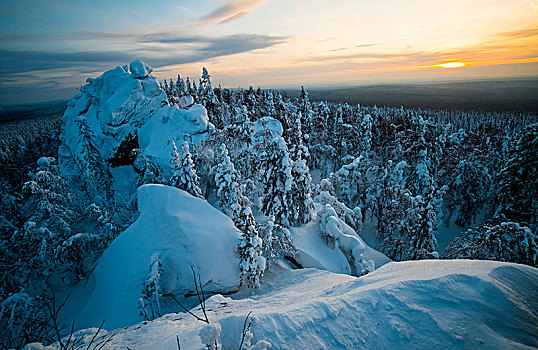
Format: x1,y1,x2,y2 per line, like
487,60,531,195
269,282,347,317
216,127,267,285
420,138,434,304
260,137,296,227
290,158,314,226
212,144,264,287
493,123,537,231
445,222,537,266
169,141,204,198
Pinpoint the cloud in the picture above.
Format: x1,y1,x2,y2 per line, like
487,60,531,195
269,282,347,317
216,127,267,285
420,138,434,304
495,27,538,39
198,0,266,26
356,43,378,48
0,33,287,76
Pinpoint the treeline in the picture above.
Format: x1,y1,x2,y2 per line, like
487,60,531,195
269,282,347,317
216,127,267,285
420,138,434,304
162,69,537,264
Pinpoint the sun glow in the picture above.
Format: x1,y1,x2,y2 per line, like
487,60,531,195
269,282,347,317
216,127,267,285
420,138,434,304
437,62,466,69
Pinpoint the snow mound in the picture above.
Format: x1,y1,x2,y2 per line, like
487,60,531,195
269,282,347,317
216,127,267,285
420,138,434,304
72,184,241,330
292,202,390,276
51,260,538,349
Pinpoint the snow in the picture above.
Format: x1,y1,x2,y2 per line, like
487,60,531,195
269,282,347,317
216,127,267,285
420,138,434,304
59,60,212,202
129,59,153,78
291,205,390,276
70,184,242,331
199,323,221,348
46,260,538,349
251,116,283,147
138,103,211,173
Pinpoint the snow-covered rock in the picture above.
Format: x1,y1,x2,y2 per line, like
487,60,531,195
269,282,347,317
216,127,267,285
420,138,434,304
138,104,211,170
72,184,241,330
58,60,212,204
48,260,538,349
129,59,153,78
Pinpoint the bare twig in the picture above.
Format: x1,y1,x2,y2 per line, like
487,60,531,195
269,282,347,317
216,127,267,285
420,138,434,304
169,294,209,324
176,335,181,350
93,331,115,350
85,320,105,350
191,267,206,321
238,312,252,350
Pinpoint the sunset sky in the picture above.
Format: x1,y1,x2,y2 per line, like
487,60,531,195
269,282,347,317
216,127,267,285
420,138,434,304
1,0,537,103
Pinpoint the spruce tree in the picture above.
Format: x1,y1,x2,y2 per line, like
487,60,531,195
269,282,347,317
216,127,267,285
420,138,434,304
494,123,537,230
169,141,203,198
290,158,314,226
213,144,263,287
261,137,296,227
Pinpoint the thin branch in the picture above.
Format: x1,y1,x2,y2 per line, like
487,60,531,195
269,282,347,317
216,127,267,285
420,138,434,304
85,320,105,350
169,294,209,324
238,311,252,350
94,331,115,350
176,335,181,350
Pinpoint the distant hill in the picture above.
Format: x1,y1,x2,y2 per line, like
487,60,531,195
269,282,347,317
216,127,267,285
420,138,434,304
0,100,67,123
285,78,538,113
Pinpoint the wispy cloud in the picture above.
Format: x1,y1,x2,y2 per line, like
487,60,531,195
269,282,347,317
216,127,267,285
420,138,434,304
495,27,538,39
356,43,378,48
0,32,286,74
197,0,266,26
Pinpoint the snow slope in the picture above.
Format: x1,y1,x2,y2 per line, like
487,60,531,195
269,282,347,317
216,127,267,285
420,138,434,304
71,184,242,331
50,260,537,349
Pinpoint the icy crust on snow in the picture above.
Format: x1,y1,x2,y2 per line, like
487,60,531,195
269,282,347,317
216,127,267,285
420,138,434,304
47,260,538,349
59,60,211,185
73,184,241,330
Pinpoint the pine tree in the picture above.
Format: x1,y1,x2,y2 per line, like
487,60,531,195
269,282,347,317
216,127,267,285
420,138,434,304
445,222,537,266
290,158,314,226
212,144,264,287
213,144,243,221
77,119,113,205
169,141,203,198
260,137,296,227
494,123,538,231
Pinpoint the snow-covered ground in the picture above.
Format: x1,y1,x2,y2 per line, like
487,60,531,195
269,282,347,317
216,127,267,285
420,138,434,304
42,260,537,350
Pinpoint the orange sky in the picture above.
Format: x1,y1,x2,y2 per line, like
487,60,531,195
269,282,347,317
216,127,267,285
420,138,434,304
1,0,537,102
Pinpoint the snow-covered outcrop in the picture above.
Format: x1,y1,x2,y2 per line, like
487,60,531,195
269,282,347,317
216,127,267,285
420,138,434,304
58,60,212,205
60,62,167,163
72,184,241,330
47,260,538,349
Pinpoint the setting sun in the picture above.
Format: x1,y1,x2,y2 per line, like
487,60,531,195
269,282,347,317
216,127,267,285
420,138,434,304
437,62,466,69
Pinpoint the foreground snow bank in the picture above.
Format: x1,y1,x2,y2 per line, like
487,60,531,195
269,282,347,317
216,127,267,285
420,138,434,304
55,260,537,349
72,184,241,330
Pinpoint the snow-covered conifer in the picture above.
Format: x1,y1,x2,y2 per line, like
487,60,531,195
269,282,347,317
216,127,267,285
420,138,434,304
169,141,203,198
290,158,314,226
445,222,537,266
261,137,296,227
213,144,264,287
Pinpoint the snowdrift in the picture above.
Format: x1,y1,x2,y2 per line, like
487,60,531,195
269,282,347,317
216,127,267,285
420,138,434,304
53,260,537,349
72,184,242,330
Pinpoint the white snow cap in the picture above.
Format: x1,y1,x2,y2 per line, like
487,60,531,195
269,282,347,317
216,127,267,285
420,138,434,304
178,95,195,109
129,59,153,78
